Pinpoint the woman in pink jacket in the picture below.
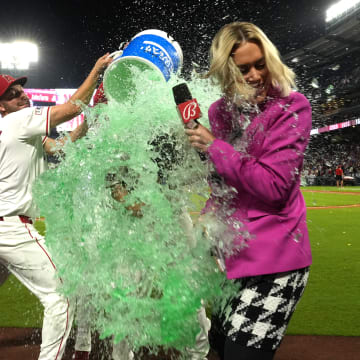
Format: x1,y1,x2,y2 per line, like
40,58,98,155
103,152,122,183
185,22,312,360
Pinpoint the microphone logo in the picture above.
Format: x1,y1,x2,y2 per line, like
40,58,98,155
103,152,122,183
182,101,197,121
178,99,201,124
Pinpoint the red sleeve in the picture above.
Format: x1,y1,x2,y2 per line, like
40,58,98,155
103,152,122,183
93,83,107,106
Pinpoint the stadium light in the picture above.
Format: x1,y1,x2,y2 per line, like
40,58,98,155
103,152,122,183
326,0,360,22
0,41,38,70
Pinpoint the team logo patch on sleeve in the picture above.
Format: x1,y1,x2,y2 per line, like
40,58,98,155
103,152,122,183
35,107,43,115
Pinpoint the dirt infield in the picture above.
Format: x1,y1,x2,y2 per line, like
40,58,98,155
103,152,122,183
307,204,360,209
301,189,360,195
1,327,359,360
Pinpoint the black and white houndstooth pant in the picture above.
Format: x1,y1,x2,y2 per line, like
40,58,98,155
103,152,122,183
211,267,310,353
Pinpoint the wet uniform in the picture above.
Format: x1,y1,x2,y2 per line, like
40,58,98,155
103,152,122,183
0,106,74,360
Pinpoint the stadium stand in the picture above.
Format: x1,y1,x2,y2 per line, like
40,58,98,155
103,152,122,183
284,3,360,186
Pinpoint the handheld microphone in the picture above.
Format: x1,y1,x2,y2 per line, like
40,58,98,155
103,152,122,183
172,83,202,129
172,83,207,161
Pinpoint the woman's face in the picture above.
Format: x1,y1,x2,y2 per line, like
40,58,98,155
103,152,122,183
232,42,269,103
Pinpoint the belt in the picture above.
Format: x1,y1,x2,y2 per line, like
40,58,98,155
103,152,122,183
0,215,33,224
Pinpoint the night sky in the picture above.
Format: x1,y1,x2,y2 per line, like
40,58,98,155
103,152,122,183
0,0,334,88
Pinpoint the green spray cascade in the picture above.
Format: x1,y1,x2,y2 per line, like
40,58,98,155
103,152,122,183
33,66,237,354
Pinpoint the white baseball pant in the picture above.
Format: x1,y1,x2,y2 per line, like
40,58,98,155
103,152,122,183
0,216,74,360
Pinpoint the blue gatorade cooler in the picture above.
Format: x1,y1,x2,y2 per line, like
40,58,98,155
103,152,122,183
103,29,183,103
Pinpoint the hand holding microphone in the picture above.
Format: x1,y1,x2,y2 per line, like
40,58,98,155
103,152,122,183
172,83,215,154
185,125,215,153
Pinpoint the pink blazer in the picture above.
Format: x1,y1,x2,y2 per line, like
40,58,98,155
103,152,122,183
204,88,312,279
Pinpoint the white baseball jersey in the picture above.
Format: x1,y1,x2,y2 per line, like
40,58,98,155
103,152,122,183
0,106,50,218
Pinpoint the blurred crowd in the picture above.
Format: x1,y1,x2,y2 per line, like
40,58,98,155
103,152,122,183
303,141,360,186
325,66,360,92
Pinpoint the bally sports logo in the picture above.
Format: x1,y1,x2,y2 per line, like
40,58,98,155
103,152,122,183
178,99,201,124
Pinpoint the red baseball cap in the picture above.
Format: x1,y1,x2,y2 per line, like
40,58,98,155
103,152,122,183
0,75,27,98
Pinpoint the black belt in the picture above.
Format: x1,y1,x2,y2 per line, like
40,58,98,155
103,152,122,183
0,215,33,224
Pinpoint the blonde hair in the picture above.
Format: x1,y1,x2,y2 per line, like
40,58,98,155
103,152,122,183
205,22,296,99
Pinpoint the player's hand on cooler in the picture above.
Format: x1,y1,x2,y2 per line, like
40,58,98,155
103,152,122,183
92,53,113,76
185,124,216,153
107,42,130,60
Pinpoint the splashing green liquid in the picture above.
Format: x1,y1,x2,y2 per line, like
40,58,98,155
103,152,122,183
33,65,234,355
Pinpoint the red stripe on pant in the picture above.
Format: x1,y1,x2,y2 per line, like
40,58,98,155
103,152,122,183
25,223,70,360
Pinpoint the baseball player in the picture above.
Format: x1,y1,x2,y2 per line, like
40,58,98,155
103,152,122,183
72,81,136,360
0,53,112,360
72,79,211,360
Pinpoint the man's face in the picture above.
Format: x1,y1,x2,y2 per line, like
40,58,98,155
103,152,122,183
0,84,30,116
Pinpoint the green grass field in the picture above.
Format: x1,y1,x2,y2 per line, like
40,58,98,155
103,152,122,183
1,186,360,336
